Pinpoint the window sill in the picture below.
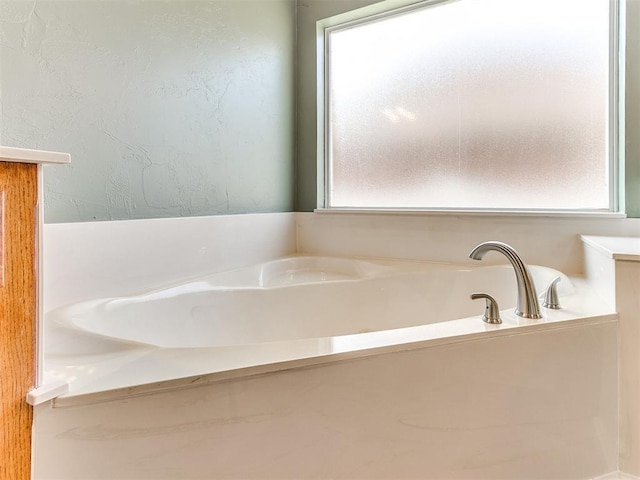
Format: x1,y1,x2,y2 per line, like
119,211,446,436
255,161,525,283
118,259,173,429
314,208,627,219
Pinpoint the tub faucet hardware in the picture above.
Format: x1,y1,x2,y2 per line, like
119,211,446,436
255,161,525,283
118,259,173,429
542,276,562,309
468,241,542,319
470,293,502,324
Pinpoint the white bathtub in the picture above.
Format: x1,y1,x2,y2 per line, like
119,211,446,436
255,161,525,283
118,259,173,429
45,255,610,404
49,256,576,349
39,254,620,479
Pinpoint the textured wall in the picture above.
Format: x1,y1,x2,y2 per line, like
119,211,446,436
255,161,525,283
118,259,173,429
0,0,295,222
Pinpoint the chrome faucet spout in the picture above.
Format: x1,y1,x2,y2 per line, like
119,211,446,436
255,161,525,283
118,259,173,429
468,241,542,319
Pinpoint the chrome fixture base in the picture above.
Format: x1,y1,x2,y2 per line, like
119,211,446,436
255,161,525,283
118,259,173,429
542,276,562,309
470,292,502,324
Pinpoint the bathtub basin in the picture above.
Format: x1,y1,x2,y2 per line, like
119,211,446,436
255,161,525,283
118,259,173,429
48,256,573,349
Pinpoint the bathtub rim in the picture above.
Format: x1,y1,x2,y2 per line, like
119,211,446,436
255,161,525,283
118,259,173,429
49,310,617,408
43,255,617,408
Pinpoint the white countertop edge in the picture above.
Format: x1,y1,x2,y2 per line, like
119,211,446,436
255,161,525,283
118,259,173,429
50,313,618,408
0,146,70,165
27,378,70,406
581,235,640,261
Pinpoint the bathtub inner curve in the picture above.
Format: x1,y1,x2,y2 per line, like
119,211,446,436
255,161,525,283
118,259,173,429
48,256,573,348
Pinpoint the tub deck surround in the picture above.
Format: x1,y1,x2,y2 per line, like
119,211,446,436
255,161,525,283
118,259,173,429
295,212,640,274
43,212,297,312
581,235,640,477
33,319,618,479
43,255,617,407
581,235,640,261
36,214,635,479
47,311,616,408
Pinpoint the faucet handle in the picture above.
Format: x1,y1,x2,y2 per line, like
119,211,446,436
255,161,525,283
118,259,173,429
542,276,562,309
470,293,502,324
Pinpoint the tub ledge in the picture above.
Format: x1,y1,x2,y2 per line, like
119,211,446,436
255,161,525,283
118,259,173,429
27,378,69,406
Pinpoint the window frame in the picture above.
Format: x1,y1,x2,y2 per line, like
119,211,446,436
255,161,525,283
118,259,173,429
316,0,623,216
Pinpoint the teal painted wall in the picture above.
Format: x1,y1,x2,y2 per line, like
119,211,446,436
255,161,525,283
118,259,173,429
1,0,636,220
1,0,295,223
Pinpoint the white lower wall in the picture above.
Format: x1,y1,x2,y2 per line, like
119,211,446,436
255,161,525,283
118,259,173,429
44,212,640,312
296,212,640,274
33,319,617,480
616,259,640,475
43,213,296,312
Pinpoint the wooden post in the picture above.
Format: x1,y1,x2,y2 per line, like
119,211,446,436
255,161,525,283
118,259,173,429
0,162,38,479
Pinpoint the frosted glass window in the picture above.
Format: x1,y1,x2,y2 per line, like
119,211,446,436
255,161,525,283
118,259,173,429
325,0,613,211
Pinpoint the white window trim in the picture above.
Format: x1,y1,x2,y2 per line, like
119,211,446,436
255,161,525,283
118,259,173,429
316,0,624,216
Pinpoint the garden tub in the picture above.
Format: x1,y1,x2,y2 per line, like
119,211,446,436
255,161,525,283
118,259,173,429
44,255,614,406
